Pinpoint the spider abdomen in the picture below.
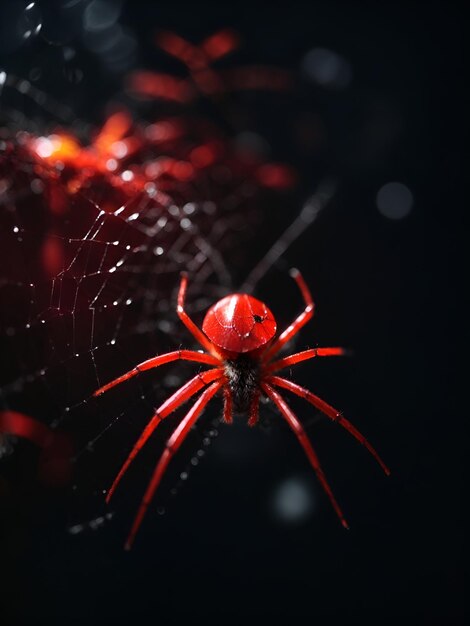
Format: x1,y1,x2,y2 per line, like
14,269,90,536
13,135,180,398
224,355,260,414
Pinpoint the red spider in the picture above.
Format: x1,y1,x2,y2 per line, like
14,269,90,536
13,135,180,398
94,270,390,549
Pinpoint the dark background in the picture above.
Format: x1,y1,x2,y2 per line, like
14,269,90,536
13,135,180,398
0,1,464,625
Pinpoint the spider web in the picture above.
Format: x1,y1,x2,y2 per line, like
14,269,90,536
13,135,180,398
0,22,303,536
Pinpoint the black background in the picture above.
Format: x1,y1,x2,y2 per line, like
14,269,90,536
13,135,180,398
0,1,464,625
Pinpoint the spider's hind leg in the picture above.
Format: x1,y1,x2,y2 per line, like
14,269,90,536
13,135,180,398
262,381,349,529
223,386,233,424
125,379,224,549
105,368,223,504
247,388,261,427
268,375,390,476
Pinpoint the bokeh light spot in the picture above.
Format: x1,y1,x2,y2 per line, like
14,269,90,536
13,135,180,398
302,47,352,89
272,477,315,523
376,181,413,220
83,0,121,32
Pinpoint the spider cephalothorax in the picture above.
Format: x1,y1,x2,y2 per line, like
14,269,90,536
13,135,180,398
95,270,390,549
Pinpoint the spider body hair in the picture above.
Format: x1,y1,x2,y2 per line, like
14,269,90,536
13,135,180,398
224,353,260,415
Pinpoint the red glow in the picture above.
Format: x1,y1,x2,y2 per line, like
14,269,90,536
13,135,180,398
127,71,194,103
202,29,240,60
0,411,73,486
42,236,64,277
256,164,297,189
190,144,218,168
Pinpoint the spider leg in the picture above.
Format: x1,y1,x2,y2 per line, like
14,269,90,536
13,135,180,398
94,350,220,396
202,30,239,62
267,375,390,476
262,382,348,529
223,386,233,424
247,388,261,426
262,269,315,363
105,368,224,504
266,347,346,374
177,272,220,356
125,379,223,550
156,32,227,98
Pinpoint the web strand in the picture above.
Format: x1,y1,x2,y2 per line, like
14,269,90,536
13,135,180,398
240,179,337,293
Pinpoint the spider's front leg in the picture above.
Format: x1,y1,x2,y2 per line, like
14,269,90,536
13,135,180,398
262,269,315,363
177,272,220,356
